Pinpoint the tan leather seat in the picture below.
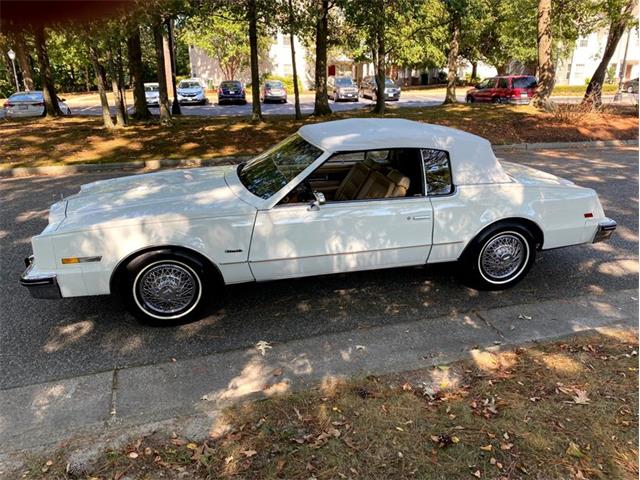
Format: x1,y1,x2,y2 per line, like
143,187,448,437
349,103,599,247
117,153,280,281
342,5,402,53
355,168,411,200
334,161,372,201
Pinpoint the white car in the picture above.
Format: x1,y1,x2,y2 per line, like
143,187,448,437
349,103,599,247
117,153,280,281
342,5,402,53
144,83,160,106
21,119,616,325
3,91,71,118
177,79,207,105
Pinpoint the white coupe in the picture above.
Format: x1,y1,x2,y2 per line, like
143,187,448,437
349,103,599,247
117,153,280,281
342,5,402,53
21,119,616,325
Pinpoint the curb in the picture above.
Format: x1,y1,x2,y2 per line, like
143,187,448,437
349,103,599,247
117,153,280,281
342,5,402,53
1,140,637,178
492,138,638,152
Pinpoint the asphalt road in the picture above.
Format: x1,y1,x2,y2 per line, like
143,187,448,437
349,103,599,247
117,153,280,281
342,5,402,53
0,146,637,390
64,91,637,117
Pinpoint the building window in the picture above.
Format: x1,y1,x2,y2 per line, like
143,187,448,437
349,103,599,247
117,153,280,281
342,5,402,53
579,38,588,47
282,35,291,46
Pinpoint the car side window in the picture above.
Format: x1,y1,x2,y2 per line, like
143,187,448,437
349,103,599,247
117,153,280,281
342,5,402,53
498,78,508,88
422,149,453,196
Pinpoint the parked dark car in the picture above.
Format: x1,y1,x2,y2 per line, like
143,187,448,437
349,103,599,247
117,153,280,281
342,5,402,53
623,77,638,94
261,80,287,103
359,76,401,101
328,76,358,102
466,75,538,104
218,80,246,105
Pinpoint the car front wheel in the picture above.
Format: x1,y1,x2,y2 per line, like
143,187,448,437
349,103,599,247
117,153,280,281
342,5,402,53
462,224,536,290
123,252,213,325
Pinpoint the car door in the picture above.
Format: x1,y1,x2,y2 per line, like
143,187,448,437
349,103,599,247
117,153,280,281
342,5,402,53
477,78,496,102
249,150,433,281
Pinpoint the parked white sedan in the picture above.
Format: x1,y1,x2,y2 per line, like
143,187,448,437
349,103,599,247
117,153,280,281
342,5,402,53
4,91,71,118
21,119,616,325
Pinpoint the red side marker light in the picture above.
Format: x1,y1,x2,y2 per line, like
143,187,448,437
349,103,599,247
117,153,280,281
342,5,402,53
584,213,593,218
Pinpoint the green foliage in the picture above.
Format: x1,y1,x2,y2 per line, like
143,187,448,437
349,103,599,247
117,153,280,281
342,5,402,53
262,73,303,93
179,10,271,81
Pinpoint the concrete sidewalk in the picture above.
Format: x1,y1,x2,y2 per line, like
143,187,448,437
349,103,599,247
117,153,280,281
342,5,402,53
0,288,637,469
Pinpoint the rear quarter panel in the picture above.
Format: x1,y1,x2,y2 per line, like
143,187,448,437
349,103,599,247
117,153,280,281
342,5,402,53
428,183,601,263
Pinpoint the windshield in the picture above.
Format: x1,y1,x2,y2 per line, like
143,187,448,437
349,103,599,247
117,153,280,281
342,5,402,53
385,78,396,86
145,84,159,92
221,81,241,88
335,77,355,86
238,134,323,199
179,81,201,89
265,81,283,88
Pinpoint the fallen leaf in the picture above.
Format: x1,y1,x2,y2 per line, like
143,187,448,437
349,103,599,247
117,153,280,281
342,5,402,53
572,389,590,405
255,340,272,356
518,314,532,320
500,443,514,450
355,345,366,350
128,452,139,459
186,443,198,450
272,367,283,377
472,469,481,478
395,426,404,432
480,445,492,451
241,449,257,458
566,442,584,458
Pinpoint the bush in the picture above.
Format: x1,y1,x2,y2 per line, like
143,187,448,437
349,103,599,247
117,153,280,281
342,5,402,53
0,77,14,99
262,74,303,94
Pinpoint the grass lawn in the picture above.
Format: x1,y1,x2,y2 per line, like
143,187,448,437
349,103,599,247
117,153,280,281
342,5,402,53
22,328,638,479
1,103,637,169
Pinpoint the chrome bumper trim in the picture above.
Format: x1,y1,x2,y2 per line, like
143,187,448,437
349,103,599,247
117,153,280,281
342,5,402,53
20,256,62,299
593,218,617,243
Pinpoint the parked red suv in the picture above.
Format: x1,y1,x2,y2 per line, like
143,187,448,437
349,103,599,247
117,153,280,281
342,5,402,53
465,75,538,104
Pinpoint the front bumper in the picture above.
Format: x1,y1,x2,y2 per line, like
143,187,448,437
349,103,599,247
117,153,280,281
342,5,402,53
20,256,61,299
593,218,617,243
179,96,205,104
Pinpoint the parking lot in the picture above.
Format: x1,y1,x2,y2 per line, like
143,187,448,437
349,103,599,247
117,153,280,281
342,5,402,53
55,90,637,118
0,145,637,391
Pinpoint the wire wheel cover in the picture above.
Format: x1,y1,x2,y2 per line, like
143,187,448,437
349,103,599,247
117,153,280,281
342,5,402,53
137,263,198,315
480,233,526,280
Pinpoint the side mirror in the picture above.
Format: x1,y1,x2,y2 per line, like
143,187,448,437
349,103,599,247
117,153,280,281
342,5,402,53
308,191,325,211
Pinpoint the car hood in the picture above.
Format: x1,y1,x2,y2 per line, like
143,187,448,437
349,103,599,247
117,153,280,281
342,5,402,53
57,166,256,231
178,88,202,94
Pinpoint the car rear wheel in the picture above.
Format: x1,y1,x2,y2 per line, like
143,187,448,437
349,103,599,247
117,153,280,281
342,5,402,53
461,223,536,290
123,252,214,326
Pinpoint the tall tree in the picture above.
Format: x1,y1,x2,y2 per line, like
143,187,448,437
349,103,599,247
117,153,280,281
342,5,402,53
33,26,61,117
106,45,127,126
152,17,173,124
313,0,332,116
88,42,115,129
127,24,151,120
533,0,555,110
583,0,637,106
287,0,302,119
443,11,461,104
248,0,263,121
13,30,35,91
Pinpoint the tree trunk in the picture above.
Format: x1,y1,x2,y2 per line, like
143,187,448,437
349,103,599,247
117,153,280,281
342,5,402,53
14,31,35,91
84,64,91,92
373,25,386,114
248,0,263,122
152,18,172,124
88,44,115,129
288,0,302,120
470,61,477,82
106,47,126,127
166,18,181,115
443,18,460,104
33,26,61,116
583,0,635,106
533,0,555,110
127,25,151,120
313,0,331,116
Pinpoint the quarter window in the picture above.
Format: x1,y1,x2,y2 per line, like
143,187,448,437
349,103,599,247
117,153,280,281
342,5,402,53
422,149,453,195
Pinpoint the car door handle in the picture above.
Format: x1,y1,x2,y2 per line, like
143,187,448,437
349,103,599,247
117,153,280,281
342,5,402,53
408,215,431,220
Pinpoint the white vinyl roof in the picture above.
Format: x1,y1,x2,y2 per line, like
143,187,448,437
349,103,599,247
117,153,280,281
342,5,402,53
298,118,511,185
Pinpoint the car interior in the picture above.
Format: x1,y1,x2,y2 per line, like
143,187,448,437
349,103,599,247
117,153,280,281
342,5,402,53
278,148,424,205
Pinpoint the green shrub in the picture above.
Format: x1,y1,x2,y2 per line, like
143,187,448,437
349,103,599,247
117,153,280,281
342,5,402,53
261,74,303,94
0,77,14,99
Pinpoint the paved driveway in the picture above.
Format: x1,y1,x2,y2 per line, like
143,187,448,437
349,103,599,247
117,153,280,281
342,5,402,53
0,146,637,390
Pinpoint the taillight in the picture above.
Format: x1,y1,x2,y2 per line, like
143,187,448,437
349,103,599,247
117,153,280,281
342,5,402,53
4,102,12,108
218,88,222,95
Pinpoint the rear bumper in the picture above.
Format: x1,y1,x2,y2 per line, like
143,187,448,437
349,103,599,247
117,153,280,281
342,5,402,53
509,97,531,104
20,256,61,299
593,218,617,243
